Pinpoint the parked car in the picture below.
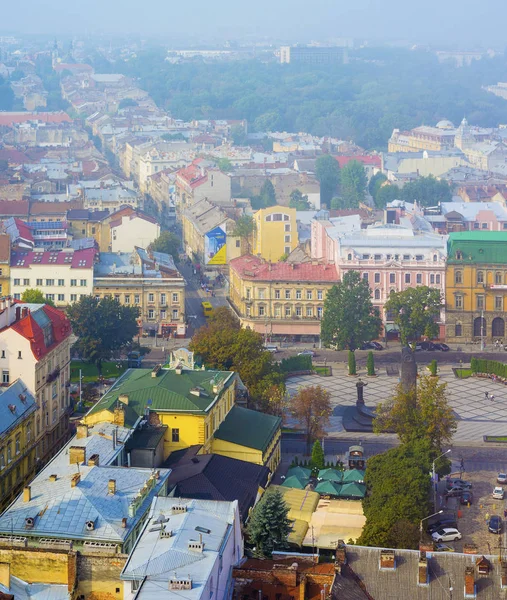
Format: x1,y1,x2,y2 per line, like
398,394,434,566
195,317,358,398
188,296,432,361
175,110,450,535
488,515,503,534
434,543,455,552
264,345,279,353
361,341,384,351
460,491,473,505
445,486,465,498
298,350,316,357
434,343,450,351
431,528,462,542
427,519,458,534
447,479,472,490
493,486,505,499
415,341,436,351
497,473,507,484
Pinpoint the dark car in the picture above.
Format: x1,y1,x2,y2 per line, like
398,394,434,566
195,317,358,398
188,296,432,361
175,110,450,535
447,479,472,490
361,341,384,351
488,515,503,534
445,486,465,498
434,343,450,351
415,341,436,351
427,518,458,534
460,491,473,505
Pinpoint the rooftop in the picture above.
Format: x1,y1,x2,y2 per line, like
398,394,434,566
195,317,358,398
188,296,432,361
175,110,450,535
10,248,96,269
448,231,507,264
121,497,239,600
0,576,70,600
0,379,36,436
213,405,281,452
229,254,338,282
86,367,236,427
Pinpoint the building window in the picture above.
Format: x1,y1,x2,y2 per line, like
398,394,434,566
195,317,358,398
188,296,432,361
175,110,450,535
496,272,503,285
148,293,155,303
403,254,410,260
477,271,484,284
160,310,167,320
70,294,77,302
374,273,380,283
23,279,30,286
317,307,323,319
389,273,395,284
455,295,463,309
476,295,485,310
114,294,120,302
306,290,312,300
404,273,411,284
347,253,352,261
415,255,423,261
295,289,301,300
70,279,77,286
14,294,20,300
2,370,9,384
134,295,140,304
285,290,291,300
46,279,54,286
172,293,179,303
285,306,291,317
496,296,503,311
296,306,302,317
374,254,381,261
430,274,435,284
455,270,463,284
172,309,178,320
362,273,369,283
246,306,251,317
436,274,441,284
125,295,130,304
416,274,422,284
0,452,4,470
58,279,65,286
258,289,265,300
374,289,381,300
275,289,280,299
258,305,265,317
284,235,291,243
455,323,462,337
473,222,480,229
317,290,323,300
285,246,290,255
246,288,251,300
482,223,488,229
15,435,20,455
172,428,180,442
433,254,438,262
235,239,240,247
13,279,20,286
148,309,155,319
306,307,313,317
58,294,65,302
274,305,281,317
7,444,11,463
46,294,55,301
285,224,291,232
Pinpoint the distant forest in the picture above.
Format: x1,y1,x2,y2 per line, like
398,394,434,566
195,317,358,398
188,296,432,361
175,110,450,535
105,47,507,149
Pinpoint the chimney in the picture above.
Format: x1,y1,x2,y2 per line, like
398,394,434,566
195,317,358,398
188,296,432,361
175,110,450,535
119,394,129,405
419,541,433,554
87,453,99,466
418,555,428,585
465,566,475,596
23,486,31,503
379,550,395,570
69,446,86,465
122,517,128,528
335,541,347,567
464,543,479,555
108,479,116,495
112,428,117,449
76,424,88,439
49,474,57,482
0,563,10,591
113,405,125,427
21,307,28,318
71,473,81,488
15,306,21,321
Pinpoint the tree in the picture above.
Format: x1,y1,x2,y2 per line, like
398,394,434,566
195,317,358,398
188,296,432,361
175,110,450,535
217,157,233,172
429,359,438,376
315,155,340,208
321,271,382,351
401,175,453,207
367,351,375,376
207,306,240,330
118,98,138,109
21,289,55,307
374,375,457,452
339,160,367,208
384,286,442,346
290,385,332,447
148,231,180,262
230,124,247,146
311,440,325,470
368,172,388,202
260,180,276,207
246,488,291,557
67,296,140,373
231,215,256,252
374,184,400,208
348,351,357,375
289,189,311,210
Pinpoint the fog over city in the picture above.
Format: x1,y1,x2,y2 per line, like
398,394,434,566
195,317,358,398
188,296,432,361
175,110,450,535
2,0,505,46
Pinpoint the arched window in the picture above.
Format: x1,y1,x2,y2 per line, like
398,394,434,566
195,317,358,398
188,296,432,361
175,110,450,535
473,316,486,338
455,323,462,337
492,317,505,338
374,289,381,300
477,271,484,284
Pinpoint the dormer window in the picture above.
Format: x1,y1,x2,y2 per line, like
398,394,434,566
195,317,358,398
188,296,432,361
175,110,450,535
456,250,463,260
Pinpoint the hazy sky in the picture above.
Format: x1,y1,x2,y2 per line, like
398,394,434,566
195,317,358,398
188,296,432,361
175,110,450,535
2,0,504,47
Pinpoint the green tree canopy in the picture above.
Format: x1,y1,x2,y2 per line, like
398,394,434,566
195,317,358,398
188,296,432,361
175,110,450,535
311,440,325,470
374,184,401,208
21,289,55,307
67,296,140,373
231,215,256,252
217,157,233,172
148,231,180,262
230,124,247,145
368,172,388,202
246,488,291,557
315,155,340,208
289,189,311,210
321,271,382,351
401,175,453,206
384,286,442,346
290,385,332,446
260,180,276,207
339,160,367,208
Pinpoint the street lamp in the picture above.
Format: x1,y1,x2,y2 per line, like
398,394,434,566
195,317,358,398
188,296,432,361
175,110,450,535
433,449,451,510
420,510,444,543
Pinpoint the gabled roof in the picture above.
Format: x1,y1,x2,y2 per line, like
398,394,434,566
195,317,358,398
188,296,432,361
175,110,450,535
213,405,281,452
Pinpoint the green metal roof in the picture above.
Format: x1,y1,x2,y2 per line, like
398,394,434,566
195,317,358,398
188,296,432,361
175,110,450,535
447,231,507,265
86,367,235,427
213,405,281,452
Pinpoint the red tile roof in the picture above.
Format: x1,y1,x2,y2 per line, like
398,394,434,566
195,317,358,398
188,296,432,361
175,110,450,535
0,112,72,127
12,218,34,243
0,234,10,263
10,247,96,269
334,155,381,168
0,201,29,217
0,149,30,164
29,200,82,216
10,304,72,360
229,255,338,282
176,164,208,189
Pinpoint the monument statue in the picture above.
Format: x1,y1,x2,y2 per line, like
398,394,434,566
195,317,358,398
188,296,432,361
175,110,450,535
400,346,417,396
356,378,367,407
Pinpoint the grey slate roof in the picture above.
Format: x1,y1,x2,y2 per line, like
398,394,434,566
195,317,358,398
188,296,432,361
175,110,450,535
0,379,36,436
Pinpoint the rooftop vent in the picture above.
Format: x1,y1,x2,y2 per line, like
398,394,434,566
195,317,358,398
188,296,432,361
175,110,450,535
168,578,192,591
24,517,35,529
88,453,100,467
418,556,428,586
71,473,81,488
151,364,162,378
69,446,86,465
188,534,204,553
379,550,395,570
23,486,31,503
49,474,57,482
85,519,96,532
172,505,187,514
108,479,116,495
76,424,88,439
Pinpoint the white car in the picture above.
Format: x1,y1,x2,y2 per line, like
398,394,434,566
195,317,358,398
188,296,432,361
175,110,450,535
493,486,505,499
298,350,316,357
497,473,507,484
431,527,462,543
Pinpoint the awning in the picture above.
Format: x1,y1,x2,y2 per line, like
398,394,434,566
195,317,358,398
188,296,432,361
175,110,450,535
385,323,400,333
142,323,158,332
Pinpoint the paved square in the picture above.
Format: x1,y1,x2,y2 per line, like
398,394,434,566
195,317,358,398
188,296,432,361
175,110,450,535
286,366,507,442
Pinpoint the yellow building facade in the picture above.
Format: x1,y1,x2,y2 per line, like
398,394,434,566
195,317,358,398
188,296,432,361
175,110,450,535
445,232,507,343
252,205,298,261
0,233,10,297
